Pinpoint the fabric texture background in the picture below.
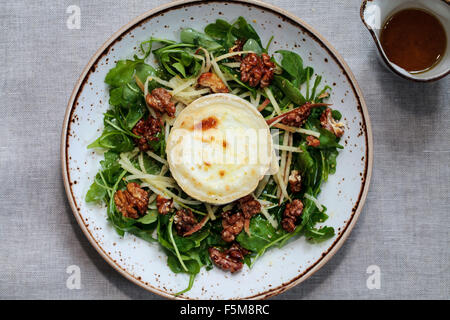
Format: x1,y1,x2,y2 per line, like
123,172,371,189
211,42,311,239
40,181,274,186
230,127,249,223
0,0,448,299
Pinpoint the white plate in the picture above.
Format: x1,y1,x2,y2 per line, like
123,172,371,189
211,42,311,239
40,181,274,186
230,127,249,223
61,0,373,299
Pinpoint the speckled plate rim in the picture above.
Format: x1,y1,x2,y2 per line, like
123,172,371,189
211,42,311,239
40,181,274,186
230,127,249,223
61,0,373,300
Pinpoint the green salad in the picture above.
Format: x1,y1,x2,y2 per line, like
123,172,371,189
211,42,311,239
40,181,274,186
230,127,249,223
86,17,345,295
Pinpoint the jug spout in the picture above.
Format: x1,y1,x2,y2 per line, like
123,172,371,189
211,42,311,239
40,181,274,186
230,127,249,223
360,0,384,33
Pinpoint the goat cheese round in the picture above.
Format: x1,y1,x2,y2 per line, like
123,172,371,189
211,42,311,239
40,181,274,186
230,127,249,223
167,93,276,204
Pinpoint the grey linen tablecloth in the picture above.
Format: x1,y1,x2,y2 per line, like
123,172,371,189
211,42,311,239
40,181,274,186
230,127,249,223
0,0,448,300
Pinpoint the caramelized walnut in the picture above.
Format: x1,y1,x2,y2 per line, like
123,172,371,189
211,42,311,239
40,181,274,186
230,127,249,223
320,108,345,138
172,208,209,237
114,182,149,219
281,199,304,233
280,102,313,127
260,53,276,88
183,215,209,237
306,135,320,147
197,72,229,93
229,39,245,61
226,242,249,261
208,243,249,273
173,208,197,236
240,53,275,88
288,170,302,193
145,88,176,117
238,195,261,219
221,211,244,242
132,117,162,151
156,195,173,215
238,194,261,235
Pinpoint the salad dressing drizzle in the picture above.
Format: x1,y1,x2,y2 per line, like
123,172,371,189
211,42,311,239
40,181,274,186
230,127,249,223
380,9,447,74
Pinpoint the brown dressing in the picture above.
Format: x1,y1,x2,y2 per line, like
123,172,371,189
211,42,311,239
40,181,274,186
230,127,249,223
380,9,447,74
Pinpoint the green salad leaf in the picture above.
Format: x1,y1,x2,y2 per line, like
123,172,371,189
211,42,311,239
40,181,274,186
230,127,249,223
236,215,284,252
180,28,222,51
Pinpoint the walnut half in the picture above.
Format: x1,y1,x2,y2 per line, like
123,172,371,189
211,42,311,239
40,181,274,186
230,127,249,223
288,170,302,193
173,208,197,236
132,117,162,151
146,88,176,117
306,135,320,147
280,102,313,127
221,211,245,242
156,195,173,215
238,194,261,235
114,183,149,219
208,243,249,273
240,53,275,88
197,72,229,93
320,108,345,138
281,199,304,233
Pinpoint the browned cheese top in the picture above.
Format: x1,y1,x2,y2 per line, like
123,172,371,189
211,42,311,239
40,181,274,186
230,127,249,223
193,116,219,131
